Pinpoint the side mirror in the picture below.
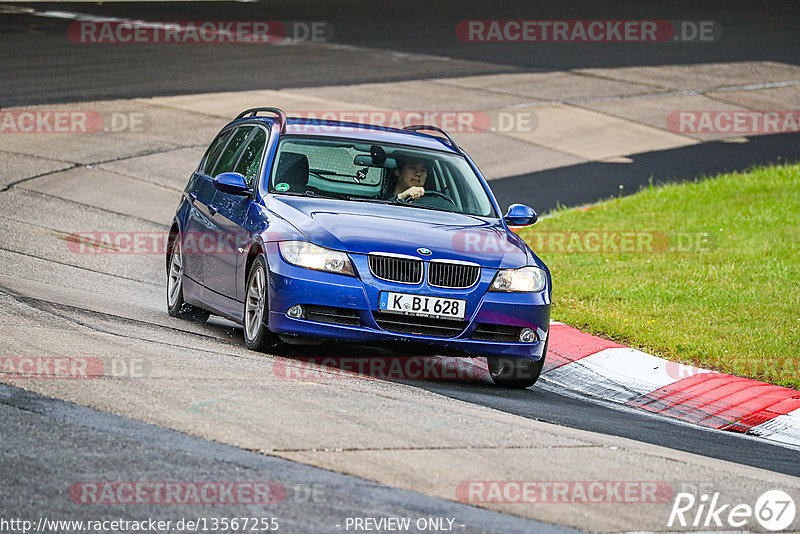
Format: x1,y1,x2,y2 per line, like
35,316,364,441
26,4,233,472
213,172,251,196
504,204,538,226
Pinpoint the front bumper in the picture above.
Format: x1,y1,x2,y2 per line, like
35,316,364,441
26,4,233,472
266,252,550,360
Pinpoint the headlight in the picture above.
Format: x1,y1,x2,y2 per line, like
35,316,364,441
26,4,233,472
490,266,546,292
278,241,355,276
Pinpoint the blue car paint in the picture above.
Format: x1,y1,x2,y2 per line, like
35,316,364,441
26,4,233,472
265,196,533,270
172,116,551,361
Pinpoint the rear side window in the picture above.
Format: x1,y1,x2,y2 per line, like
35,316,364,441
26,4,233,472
234,128,268,188
200,129,233,175
211,126,254,177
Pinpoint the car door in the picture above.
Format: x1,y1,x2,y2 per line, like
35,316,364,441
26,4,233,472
202,125,261,311
182,127,233,287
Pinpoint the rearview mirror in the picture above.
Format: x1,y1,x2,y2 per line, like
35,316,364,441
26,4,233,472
504,204,538,226
213,172,251,196
353,154,397,168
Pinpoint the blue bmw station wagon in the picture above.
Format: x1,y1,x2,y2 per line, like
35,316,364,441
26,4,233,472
167,108,551,387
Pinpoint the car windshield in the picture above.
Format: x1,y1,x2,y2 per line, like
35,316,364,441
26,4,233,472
268,136,496,217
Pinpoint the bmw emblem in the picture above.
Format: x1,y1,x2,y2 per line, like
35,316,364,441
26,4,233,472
417,247,432,256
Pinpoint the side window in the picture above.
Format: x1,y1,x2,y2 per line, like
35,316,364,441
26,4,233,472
437,160,466,212
200,129,233,175
211,126,254,177
234,128,268,188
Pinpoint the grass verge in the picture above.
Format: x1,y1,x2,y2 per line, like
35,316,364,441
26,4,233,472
516,163,800,389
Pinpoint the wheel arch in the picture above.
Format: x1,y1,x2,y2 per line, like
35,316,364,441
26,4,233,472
166,220,180,274
245,240,266,287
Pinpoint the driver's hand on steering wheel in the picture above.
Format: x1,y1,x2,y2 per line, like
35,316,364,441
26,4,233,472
397,186,425,201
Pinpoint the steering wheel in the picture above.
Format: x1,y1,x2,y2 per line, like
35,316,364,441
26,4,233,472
413,191,456,207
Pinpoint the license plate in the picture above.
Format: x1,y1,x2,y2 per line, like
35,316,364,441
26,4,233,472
379,292,466,320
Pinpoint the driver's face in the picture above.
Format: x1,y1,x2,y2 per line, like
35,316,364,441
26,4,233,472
396,162,427,190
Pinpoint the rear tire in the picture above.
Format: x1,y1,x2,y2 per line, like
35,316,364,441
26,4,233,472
488,339,547,388
243,255,279,351
166,235,210,323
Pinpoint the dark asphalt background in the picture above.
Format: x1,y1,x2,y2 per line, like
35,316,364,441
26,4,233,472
1,0,798,104
1,0,798,211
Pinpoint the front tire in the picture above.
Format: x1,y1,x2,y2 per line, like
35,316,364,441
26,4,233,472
243,255,278,351
166,235,210,322
488,339,547,388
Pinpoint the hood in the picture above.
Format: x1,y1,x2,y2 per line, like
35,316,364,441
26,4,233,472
266,196,531,269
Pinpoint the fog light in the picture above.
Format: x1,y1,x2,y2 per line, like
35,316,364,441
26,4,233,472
287,305,304,318
519,328,538,343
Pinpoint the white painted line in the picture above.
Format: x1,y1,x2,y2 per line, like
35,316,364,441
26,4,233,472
5,1,247,4
748,408,800,447
541,341,800,448
544,347,703,403
1,7,282,39
537,378,800,452
1,5,455,62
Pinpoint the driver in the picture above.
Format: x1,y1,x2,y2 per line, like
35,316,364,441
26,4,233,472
387,154,429,201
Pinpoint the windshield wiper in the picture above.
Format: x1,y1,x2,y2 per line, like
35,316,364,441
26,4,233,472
305,190,348,200
396,201,451,212
310,170,360,180
344,196,454,213
271,190,341,199
345,196,394,204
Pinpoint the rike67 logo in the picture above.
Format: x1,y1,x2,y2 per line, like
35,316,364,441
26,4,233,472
669,489,796,531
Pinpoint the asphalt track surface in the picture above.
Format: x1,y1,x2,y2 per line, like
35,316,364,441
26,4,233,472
491,132,800,213
1,0,799,105
1,1,799,532
2,0,799,211
0,383,573,534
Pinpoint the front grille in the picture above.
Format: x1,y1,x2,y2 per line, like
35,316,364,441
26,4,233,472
373,311,467,338
428,261,481,289
305,305,361,326
369,254,423,284
472,323,523,342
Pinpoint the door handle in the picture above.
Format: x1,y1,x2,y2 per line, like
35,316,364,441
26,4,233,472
208,204,217,215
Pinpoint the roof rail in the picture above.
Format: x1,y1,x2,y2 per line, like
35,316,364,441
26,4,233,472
403,125,461,152
235,107,287,133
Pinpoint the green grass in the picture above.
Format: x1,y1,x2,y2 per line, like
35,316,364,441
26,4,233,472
517,163,800,389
